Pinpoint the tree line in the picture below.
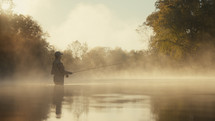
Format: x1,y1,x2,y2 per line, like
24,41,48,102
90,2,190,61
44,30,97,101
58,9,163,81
0,1,54,78
1,0,215,79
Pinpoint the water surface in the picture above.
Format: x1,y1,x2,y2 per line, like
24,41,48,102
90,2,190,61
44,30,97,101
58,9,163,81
0,79,215,121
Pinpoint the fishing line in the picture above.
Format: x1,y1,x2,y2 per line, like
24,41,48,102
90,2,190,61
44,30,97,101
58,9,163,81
72,63,121,74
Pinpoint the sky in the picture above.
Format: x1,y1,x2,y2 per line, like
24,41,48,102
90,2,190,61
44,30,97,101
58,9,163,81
11,0,156,51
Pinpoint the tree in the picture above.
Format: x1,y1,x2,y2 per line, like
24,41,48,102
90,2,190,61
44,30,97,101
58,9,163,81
66,40,88,59
143,0,215,60
0,0,54,78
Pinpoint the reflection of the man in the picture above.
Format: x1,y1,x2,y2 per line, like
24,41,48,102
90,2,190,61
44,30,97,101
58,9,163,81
53,85,64,119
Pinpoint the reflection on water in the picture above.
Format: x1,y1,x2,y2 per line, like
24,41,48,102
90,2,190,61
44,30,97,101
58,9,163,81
1,79,215,121
53,85,64,119
151,95,215,121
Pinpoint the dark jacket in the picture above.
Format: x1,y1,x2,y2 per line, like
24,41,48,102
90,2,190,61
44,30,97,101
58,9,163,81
51,59,67,85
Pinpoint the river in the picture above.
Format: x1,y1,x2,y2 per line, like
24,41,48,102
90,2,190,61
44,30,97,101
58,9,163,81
0,79,215,121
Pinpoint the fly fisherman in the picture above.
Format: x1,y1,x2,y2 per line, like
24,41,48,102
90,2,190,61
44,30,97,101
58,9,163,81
51,51,72,85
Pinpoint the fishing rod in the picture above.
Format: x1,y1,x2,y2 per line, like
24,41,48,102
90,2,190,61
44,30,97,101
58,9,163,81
72,63,121,74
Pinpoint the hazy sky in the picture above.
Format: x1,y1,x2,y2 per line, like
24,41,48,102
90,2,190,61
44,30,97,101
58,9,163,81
12,0,156,51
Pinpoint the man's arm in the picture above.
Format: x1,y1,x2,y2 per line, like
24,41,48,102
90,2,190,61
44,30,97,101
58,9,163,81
65,71,73,75
58,63,73,75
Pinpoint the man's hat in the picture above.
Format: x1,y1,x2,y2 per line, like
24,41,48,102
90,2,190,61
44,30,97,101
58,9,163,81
55,51,63,57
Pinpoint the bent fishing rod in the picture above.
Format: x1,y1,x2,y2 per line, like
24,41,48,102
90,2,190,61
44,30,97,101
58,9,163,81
72,63,121,74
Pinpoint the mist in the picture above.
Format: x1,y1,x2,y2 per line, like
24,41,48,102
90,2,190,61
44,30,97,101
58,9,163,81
0,13,215,84
2,0,215,121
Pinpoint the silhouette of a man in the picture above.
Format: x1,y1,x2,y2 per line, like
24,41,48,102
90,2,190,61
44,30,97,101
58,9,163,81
51,51,72,85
